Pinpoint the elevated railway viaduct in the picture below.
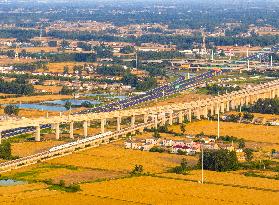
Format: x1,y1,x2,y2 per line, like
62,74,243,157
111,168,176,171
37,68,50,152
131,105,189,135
0,79,279,172
1,79,279,144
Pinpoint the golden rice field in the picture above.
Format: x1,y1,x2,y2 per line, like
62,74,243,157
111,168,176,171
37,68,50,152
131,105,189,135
1,175,278,205
12,141,65,157
48,141,192,173
161,170,279,191
170,120,279,144
1,138,279,204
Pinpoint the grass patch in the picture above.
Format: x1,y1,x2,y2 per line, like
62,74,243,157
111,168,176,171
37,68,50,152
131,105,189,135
48,183,81,192
41,163,79,171
7,133,33,143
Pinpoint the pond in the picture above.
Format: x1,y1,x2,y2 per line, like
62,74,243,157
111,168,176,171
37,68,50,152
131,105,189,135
44,99,100,106
16,103,67,112
0,179,26,186
13,99,101,112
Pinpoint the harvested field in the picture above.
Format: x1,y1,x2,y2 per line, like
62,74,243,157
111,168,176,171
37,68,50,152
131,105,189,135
0,108,60,118
19,47,59,53
0,94,71,104
41,62,97,73
0,57,37,65
34,85,62,93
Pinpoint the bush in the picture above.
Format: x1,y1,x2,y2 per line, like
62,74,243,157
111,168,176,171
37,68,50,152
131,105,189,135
170,158,190,174
131,164,144,175
4,105,19,116
149,146,164,153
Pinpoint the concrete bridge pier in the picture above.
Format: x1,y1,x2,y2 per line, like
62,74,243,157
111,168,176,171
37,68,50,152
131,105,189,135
35,125,40,142
226,101,230,112
215,104,220,115
69,122,74,139
168,112,173,125
188,109,192,122
144,114,148,124
178,111,184,124
230,100,235,110
245,96,249,106
220,103,225,113
161,112,166,125
210,105,214,116
83,121,88,137
117,117,121,132
131,115,135,127
196,108,201,120
154,115,158,129
101,118,106,134
131,115,136,134
203,106,208,118
55,123,60,140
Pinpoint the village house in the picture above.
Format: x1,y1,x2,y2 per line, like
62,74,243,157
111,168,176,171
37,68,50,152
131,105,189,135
124,139,142,149
43,80,60,86
171,145,196,155
161,139,174,147
145,138,159,145
28,79,40,85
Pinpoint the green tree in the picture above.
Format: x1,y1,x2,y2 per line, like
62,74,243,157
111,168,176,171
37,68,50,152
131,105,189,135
4,105,19,116
153,130,161,139
64,101,72,110
120,46,135,54
0,141,12,159
244,148,254,162
63,66,69,74
199,149,239,172
60,86,73,95
170,158,190,174
238,138,245,149
180,123,186,134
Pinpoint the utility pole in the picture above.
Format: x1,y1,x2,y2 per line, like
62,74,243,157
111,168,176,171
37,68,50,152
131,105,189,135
201,144,204,184
135,50,138,69
217,108,220,139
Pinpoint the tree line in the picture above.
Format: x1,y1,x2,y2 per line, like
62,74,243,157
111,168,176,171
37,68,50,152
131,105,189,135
0,79,34,95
